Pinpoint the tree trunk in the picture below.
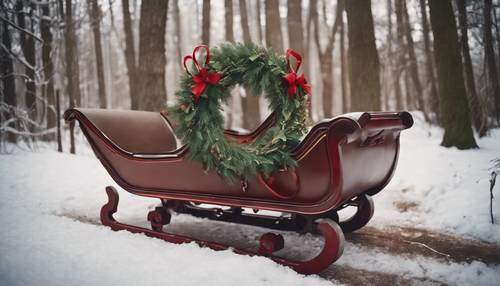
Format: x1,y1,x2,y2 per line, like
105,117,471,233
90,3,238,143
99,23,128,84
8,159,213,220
88,0,107,108
394,0,405,110
456,0,487,136
225,0,234,42
419,0,440,122
137,0,168,111
64,0,81,153
403,0,427,119
239,0,261,130
340,0,348,113
287,0,304,57
16,1,37,120
265,0,283,52
256,0,263,44
1,9,17,143
494,9,500,76
239,0,252,43
345,0,382,111
202,0,211,45
428,0,477,149
122,0,139,109
41,3,56,138
312,0,342,118
483,0,500,122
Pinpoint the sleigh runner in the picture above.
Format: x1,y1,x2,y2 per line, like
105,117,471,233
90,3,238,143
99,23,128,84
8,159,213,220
64,108,412,274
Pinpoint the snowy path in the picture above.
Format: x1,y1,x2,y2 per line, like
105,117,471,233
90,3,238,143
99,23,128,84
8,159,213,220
1,116,500,285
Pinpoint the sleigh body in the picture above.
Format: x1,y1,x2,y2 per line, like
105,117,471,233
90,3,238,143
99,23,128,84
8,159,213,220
64,108,413,274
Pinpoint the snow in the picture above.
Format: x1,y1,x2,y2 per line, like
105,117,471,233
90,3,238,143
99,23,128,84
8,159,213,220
371,113,500,243
1,112,499,285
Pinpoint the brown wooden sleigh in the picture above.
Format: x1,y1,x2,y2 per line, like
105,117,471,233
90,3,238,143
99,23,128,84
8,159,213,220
64,108,413,274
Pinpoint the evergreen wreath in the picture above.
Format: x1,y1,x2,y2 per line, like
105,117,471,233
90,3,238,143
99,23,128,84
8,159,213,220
170,43,311,183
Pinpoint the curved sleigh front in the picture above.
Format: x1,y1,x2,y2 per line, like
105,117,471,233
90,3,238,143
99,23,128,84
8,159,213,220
64,108,413,215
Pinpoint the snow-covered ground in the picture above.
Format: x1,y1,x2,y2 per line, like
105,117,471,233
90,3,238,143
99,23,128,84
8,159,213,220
1,113,499,285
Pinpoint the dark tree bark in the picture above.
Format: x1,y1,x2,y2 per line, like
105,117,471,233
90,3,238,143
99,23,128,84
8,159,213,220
265,0,283,52
1,10,17,143
16,1,37,120
64,0,81,153
137,0,168,111
256,0,263,44
428,0,477,149
394,0,405,110
239,0,252,43
239,0,261,130
64,0,81,108
312,0,342,118
41,3,56,137
174,0,182,61
345,0,382,111
402,0,427,119
88,0,107,108
202,0,211,45
456,0,487,136
288,0,309,118
340,0,348,113
494,8,500,76
287,0,304,57
483,0,500,121
419,0,440,122
122,0,139,109
225,0,234,42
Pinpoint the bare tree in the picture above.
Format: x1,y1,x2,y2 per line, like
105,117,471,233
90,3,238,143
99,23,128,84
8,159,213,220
16,1,37,121
239,0,260,130
225,0,234,42
345,0,381,111
419,0,440,122
402,0,427,119
88,0,107,108
256,0,263,44
428,0,477,149
202,0,210,45
394,0,405,110
1,6,17,143
136,0,169,111
312,0,343,118
41,2,56,137
339,0,348,113
456,0,487,136
265,0,283,52
64,0,81,153
484,0,500,121
122,0,139,109
287,0,304,57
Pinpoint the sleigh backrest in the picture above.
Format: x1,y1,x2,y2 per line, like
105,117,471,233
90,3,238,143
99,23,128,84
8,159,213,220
64,108,178,154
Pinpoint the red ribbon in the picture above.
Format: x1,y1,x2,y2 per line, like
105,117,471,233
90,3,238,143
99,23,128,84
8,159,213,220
283,49,311,98
183,45,221,101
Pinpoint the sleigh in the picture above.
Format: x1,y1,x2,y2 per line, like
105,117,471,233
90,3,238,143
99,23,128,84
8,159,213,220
64,108,413,274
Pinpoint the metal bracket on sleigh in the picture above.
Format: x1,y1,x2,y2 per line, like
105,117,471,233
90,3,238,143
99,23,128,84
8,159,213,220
64,108,413,274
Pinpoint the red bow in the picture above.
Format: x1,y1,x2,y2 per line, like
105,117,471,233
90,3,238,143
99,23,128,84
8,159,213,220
283,49,311,97
183,45,221,101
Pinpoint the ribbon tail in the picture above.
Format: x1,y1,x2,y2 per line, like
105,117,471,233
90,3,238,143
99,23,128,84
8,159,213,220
192,82,207,99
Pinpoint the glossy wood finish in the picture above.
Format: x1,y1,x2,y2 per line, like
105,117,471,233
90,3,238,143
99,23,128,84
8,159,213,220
64,108,413,215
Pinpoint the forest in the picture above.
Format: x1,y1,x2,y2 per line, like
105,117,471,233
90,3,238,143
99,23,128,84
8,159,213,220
1,0,500,152
0,0,500,151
